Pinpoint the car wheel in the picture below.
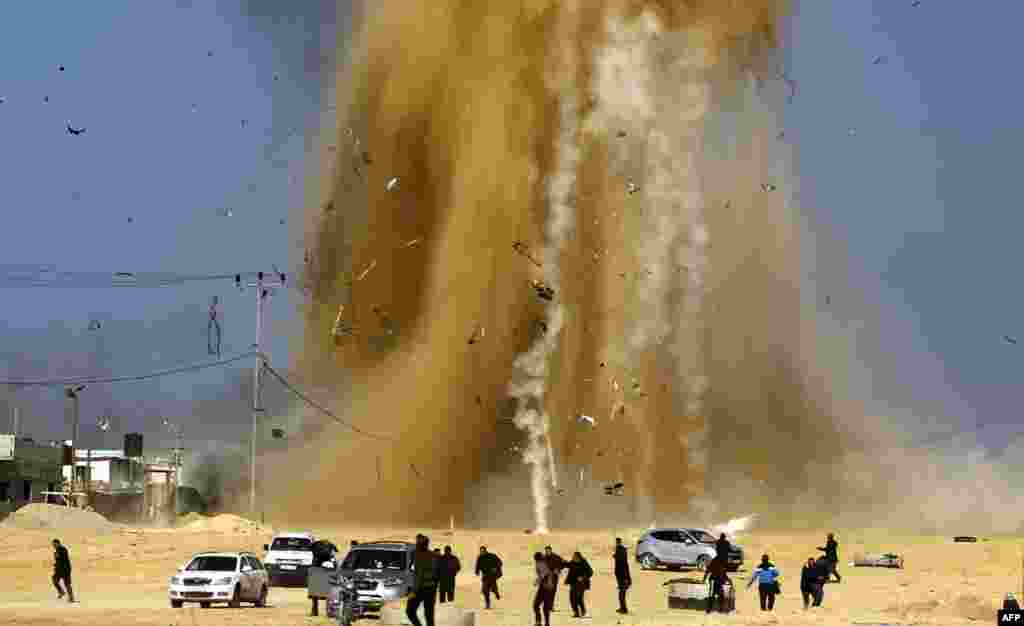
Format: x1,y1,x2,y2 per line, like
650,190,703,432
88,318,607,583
200,602,211,608
229,585,241,608
640,553,658,570
255,585,267,607
171,600,183,608
695,555,710,571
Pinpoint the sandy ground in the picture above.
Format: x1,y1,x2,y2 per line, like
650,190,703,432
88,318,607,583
0,522,1019,626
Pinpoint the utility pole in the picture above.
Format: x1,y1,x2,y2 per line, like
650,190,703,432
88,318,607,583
236,270,286,518
65,385,85,496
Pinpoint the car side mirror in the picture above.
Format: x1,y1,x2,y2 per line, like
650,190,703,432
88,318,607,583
177,566,185,572
242,565,253,572
263,544,269,551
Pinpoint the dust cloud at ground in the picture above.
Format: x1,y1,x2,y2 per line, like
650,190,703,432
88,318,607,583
253,0,1024,536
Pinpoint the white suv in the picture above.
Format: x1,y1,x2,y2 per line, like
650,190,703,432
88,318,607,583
169,551,269,608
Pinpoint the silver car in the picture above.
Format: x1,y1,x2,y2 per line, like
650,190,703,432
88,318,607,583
635,528,744,571
328,542,416,616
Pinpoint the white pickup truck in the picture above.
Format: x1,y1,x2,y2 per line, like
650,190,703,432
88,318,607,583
263,531,316,587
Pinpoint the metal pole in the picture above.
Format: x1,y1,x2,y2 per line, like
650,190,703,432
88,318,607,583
250,275,264,517
12,406,18,438
71,392,79,495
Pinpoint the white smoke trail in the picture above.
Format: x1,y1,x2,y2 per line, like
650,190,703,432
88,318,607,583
508,2,581,534
588,9,714,513
711,514,758,539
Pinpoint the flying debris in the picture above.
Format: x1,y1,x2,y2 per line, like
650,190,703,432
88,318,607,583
372,306,396,336
604,482,625,496
43,96,49,103
467,325,485,345
97,416,111,432
59,65,65,72
776,70,798,103
279,218,286,225
332,305,357,341
207,50,214,57
271,428,285,439
530,279,554,301
626,181,640,195
385,177,400,192
191,104,198,113
848,128,857,136
66,122,86,136
776,130,785,140
207,296,222,356
616,130,627,138
872,55,888,65
0,96,5,104
577,414,595,427
512,241,542,268
403,238,421,248
825,295,831,305
114,272,135,279
127,217,134,223
323,201,336,214
1003,335,1017,345
217,207,233,217
240,119,247,128
355,260,377,282
911,0,921,6
760,183,777,192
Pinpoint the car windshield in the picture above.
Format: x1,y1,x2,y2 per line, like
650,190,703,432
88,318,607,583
187,556,238,572
271,537,313,551
343,549,406,570
689,530,717,544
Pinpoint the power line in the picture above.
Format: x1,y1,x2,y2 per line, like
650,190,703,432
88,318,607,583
260,361,396,442
0,267,286,289
0,351,257,387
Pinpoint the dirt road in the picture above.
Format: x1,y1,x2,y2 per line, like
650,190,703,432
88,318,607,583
0,521,1017,625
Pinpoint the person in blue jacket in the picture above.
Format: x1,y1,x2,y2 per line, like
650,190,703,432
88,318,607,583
746,554,780,611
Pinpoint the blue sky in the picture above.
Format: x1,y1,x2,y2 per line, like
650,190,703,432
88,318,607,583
0,1,1019,451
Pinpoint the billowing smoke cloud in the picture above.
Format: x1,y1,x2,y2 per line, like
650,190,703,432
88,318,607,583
261,0,1024,537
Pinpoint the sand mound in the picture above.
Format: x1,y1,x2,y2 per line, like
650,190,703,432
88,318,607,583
183,513,269,534
176,512,207,527
951,593,998,620
0,504,115,534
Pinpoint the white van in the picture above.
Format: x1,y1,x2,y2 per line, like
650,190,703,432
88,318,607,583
263,531,315,587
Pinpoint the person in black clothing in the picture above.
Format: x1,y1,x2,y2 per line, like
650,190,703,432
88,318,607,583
613,537,631,614
543,546,566,611
438,545,461,603
309,540,338,616
475,546,503,609
52,539,74,603
533,552,558,626
800,557,826,608
816,533,841,582
406,534,441,626
715,533,731,560
564,551,593,618
702,555,731,613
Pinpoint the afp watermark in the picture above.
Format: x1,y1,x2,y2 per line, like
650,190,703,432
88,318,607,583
1000,609,1024,623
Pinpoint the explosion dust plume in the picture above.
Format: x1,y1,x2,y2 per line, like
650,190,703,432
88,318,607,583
269,0,801,528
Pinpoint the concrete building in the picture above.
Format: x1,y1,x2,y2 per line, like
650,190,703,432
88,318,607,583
0,435,64,516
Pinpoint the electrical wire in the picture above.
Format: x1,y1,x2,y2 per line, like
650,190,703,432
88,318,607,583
0,351,257,386
0,267,282,289
260,361,396,441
